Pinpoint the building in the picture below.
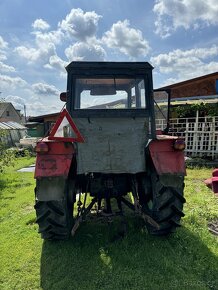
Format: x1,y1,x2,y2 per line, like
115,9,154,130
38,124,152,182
155,72,218,159
154,72,218,119
0,102,23,123
27,112,59,137
156,72,218,99
0,121,26,147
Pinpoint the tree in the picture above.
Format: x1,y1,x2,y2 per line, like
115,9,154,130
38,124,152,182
0,130,14,173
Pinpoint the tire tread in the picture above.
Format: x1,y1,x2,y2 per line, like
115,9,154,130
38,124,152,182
146,174,185,236
35,199,72,240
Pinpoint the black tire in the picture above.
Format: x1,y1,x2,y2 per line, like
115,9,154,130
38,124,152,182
34,200,73,240
34,179,74,240
143,174,186,236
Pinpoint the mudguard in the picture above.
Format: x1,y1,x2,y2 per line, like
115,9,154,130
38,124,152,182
148,136,186,175
34,140,75,179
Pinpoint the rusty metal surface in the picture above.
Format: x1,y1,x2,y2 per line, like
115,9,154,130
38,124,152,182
35,154,73,178
35,140,74,178
36,139,75,154
149,139,186,175
74,117,149,174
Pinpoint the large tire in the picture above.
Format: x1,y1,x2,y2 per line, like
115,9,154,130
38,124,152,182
34,199,73,240
34,178,74,240
142,174,186,235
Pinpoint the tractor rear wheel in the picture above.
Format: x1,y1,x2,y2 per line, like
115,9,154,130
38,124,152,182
34,178,74,240
142,174,185,235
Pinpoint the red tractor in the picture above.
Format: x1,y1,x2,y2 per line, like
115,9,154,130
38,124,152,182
34,61,186,240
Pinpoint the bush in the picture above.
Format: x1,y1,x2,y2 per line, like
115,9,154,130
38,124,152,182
174,102,218,118
8,147,34,158
0,130,14,173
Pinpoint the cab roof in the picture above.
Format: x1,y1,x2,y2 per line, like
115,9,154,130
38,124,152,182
66,61,153,72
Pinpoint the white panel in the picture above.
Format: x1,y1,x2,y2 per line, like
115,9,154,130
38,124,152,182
74,118,148,174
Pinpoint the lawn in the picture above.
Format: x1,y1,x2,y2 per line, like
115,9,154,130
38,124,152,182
0,157,217,290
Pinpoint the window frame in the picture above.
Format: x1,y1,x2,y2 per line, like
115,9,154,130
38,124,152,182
69,73,151,118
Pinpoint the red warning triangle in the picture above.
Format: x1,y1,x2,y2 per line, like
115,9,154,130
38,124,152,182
48,109,84,143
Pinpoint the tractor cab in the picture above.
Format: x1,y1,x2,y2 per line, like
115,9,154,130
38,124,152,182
65,62,154,120
64,62,155,175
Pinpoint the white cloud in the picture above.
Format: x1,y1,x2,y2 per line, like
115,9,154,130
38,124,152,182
0,53,7,61
0,36,8,62
0,61,15,73
28,101,49,115
154,0,218,38
32,19,50,31
4,95,61,116
0,36,8,49
59,8,102,41
0,74,27,89
28,101,60,115
0,52,7,61
15,46,39,62
14,8,103,69
65,42,106,61
15,28,62,64
151,46,218,84
15,43,56,64
103,20,150,59
34,30,63,47
5,95,26,111
44,54,68,72
32,82,59,96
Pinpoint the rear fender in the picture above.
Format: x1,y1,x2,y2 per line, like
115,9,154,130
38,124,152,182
35,176,66,201
148,137,186,175
34,140,75,179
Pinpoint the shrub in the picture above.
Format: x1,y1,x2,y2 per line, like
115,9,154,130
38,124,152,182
0,130,14,173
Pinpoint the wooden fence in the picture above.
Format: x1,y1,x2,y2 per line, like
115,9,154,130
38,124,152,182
156,116,218,159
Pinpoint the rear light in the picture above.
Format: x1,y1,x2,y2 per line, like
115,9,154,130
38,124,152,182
35,142,49,153
60,92,67,102
174,139,186,151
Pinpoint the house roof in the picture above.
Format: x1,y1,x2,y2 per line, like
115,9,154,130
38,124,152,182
0,102,10,117
0,121,26,130
28,112,59,122
156,72,218,90
0,102,22,119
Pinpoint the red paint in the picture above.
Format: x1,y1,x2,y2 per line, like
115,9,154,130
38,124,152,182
48,109,84,143
149,139,186,175
156,129,163,135
204,178,212,189
37,139,75,155
35,141,49,153
35,154,73,178
204,169,218,194
34,140,75,178
212,169,218,177
212,177,218,193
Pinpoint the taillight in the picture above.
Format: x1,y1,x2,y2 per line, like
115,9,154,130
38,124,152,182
174,139,186,151
35,142,49,153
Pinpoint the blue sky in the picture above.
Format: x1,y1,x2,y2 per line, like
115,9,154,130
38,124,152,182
0,0,218,116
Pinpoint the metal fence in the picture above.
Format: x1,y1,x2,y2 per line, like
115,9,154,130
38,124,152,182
156,116,218,159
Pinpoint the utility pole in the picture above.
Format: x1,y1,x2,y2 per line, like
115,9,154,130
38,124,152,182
24,105,27,122
0,92,6,102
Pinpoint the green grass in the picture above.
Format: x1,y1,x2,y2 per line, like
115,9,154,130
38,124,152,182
0,158,218,290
